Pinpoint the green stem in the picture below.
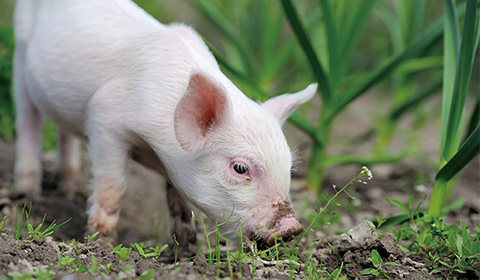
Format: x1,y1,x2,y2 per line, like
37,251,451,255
427,179,447,216
306,115,331,192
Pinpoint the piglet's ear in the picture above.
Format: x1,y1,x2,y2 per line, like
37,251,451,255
174,71,230,151
262,83,317,126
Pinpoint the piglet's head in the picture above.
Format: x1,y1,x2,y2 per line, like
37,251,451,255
174,70,317,245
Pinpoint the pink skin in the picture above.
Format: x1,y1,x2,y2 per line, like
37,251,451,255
13,0,316,246
267,216,303,245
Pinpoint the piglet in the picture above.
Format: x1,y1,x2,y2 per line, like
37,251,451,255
13,0,317,246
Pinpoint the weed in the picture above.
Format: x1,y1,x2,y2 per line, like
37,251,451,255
383,196,480,275
57,252,76,271
112,244,132,262
84,231,99,243
138,269,154,280
173,234,179,263
25,214,71,242
12,203,71,242
100,262,113,274
361,249,399,278
0,216,6,237
131,242,168,260
14,203,32,240
297,166,373,245
88,257,99,276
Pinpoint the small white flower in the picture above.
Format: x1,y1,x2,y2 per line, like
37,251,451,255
414,184,427,193
361,166,373,180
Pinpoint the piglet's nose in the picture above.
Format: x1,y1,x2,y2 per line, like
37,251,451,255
267,216,303,245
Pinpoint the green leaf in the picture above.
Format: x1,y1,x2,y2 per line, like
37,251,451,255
371,249,382,267
441,0,478,162
281,0,332,100
361,268,380,276
385,198,409,216
436,125,480,182
375,212,426,229
138,269,154,280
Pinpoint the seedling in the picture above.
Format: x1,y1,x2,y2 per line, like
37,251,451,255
297,166,373,245
14,203,31,240
12,203,71,242
57,252,76,271
84,232,99,243
113,245,131,262
0,216,6,237
100,262,113,274
138,269,154,280
131,242,168,260
88,257,99,276
173,234,179,263
361,249,399,278
25,214,72,242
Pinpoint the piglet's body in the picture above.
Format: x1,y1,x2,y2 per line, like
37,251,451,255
13,0,317,245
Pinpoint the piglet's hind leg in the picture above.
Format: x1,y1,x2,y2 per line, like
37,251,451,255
54,129,82,199
13,44,44,197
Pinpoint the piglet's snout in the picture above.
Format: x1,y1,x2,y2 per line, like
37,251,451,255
267,216,304,245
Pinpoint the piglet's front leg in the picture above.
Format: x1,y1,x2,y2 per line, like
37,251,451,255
167,182,197,250
86,133,130,240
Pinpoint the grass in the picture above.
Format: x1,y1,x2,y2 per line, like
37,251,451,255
12,203,71,243
427,0,480,216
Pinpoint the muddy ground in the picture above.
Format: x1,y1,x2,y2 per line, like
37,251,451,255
0,126,479,279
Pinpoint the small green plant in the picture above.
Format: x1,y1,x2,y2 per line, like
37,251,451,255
84,231,99,243
57,252,76,271
110,244,132,262
297,166,373,245
173,234,179,263
14,203,32,240
317,262,346,280
13,203,71,242
25,214,71,242
100,262,113,274
88,257,99,276
131,242,168,260
361,249,399,278
383,196,480,275
138,269,154,280
0,216,6,237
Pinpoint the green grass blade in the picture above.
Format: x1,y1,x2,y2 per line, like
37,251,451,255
281,0,332,101
318,0,338,88
440,0,462,164
390,81,441,120
436,124,480,183
323,154,405,167
331,2,467,119
464,96,480,143
188,0,255,74
442,0,479,162
339,0,377,78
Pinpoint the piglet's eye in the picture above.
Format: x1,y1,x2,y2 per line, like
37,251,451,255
232,163,248,175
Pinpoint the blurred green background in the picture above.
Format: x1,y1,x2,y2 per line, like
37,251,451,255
0,0,478,193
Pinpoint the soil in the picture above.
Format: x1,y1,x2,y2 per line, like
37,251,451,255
0,134,479,279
